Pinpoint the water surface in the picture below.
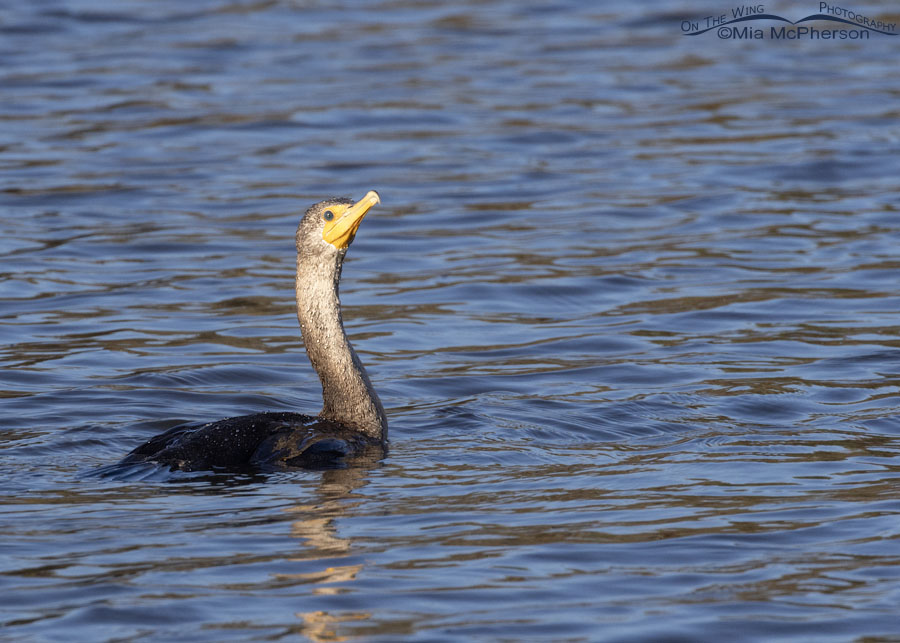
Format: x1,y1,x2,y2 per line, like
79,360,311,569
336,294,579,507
2,1,900,640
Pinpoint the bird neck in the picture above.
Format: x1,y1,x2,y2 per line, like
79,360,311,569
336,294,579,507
295,256,387,439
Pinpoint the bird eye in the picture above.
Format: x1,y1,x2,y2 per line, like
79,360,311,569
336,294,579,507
323,210,334,222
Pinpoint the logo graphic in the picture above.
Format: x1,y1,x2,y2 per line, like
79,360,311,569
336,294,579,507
681,3,897,40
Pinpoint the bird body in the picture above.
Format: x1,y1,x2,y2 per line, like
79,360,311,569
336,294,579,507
118,412,382,471
117,191,386,472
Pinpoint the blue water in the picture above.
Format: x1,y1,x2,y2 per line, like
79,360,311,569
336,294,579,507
2,1,900,640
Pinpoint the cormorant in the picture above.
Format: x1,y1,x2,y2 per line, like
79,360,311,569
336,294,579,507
117,191,387,471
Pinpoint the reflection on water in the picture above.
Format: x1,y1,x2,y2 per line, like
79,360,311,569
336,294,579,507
2,0,900,640
286,469,375,642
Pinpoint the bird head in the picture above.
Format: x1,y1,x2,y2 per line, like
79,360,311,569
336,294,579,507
296,190,381,260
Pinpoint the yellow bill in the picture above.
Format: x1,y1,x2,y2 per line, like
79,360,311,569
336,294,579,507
322,190,381,249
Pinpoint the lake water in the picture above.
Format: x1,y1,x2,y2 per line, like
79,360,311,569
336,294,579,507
2,1,900,640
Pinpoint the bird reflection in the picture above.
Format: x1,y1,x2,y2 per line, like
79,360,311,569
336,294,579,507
276,462,381,641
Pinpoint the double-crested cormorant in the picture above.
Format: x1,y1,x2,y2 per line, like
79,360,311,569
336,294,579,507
117,191,387,471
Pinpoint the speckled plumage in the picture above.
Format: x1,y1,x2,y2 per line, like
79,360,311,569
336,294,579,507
116,196,387,472
118,412,383,472
295,198,388,438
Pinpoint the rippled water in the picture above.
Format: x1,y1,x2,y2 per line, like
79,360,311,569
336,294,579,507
3,0,900,640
